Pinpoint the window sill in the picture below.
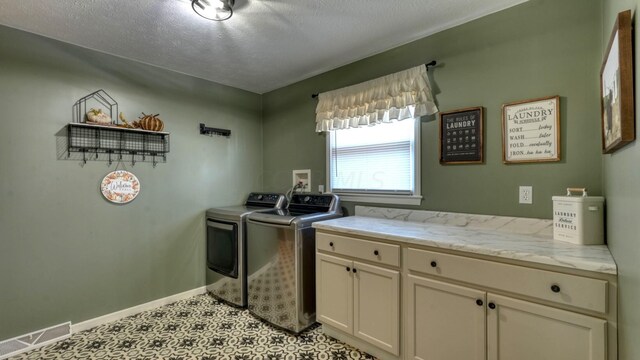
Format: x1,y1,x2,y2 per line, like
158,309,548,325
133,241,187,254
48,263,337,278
331,192,423,206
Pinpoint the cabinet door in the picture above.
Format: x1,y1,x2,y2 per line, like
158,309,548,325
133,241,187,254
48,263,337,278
405,274,486,360
353,261,400,355
316,253,353,333
487,294,606,360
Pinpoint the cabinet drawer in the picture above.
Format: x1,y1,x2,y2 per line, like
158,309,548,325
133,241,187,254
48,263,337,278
406,247,608,314
317,233,400,267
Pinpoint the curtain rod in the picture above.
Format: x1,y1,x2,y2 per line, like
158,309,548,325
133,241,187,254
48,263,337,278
310,60,437,99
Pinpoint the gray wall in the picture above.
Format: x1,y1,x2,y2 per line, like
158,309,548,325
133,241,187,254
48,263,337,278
262,0,604,219
0,25,263,339
602,1,640,359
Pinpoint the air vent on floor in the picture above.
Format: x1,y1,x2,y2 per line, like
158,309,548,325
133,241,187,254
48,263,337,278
0,322,71,359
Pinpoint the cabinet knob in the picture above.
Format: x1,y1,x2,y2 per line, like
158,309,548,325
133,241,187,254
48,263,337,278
346,267,350,272
488,302,496,309
476,299,483,306
352,268,357,273
329,242,334,247
551,284,561,293
374,250,379,256
430,261,437,268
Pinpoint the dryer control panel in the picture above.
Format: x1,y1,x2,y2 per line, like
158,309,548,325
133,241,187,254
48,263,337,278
245,193,286,208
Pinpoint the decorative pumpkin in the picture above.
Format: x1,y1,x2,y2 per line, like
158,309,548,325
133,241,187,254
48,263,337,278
138,113,164,131
86,108,112,124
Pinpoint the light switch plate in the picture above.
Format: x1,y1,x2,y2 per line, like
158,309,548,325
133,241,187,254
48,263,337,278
519,186,533,204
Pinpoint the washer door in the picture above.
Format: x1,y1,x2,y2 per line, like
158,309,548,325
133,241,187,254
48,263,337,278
206,220,238,278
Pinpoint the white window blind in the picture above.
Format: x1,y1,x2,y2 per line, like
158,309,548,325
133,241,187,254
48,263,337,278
329,119,415,194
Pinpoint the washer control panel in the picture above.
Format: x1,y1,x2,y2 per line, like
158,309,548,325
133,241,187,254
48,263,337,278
289,194,334,208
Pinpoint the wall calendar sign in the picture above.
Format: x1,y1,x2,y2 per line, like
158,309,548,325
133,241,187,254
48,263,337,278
439,107,484,164
100,170,141,204
502,96,560,163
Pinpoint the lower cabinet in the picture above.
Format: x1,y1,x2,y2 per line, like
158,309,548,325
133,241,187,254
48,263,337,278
316,232,615,360
405,275,486,360
317,253,353,333
317,253,400,356
406,274,607,360
487,294,606,360
354,261,400,354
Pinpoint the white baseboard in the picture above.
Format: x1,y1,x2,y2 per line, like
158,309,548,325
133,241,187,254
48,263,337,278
0,322,71,360
71,286,207,333
1,286,207,359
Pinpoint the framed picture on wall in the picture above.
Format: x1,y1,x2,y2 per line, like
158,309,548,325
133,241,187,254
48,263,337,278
600,9,635,154
439,107,483,164
502,96,560,164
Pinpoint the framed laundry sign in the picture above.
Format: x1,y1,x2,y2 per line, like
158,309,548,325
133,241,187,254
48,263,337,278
439,107,483,164
502,96,560,163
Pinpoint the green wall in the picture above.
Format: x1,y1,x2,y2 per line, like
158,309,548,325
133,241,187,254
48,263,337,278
262,0,604,219
0,26,263,339
602,1,640,359
4,1,638,355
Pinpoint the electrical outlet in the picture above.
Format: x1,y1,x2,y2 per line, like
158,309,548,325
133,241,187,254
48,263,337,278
519,186,533,204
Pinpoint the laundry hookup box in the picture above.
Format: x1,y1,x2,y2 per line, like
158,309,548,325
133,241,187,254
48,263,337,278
552,188,605,245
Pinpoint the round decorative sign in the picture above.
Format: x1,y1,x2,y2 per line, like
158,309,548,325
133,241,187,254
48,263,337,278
100,170,140,204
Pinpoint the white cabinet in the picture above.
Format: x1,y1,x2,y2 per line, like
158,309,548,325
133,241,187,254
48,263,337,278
316,253,353,333
405,248,609,360
406,272,607,360
316,251,400,356
405,275,486,360
353,261,400,354
405,247,608,314
487,294,606,360
316,230,615,360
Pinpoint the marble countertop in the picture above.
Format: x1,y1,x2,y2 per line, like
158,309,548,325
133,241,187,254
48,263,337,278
312,214,617,275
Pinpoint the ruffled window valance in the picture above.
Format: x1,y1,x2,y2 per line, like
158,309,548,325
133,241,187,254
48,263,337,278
315,65,438,132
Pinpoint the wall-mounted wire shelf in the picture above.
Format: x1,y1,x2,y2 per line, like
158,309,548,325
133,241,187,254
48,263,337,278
67,123,170,167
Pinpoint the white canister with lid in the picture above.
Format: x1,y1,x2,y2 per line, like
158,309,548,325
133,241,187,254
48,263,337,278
552,188,605,245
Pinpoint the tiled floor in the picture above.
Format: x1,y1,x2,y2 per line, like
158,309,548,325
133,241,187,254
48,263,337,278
12,293,374,360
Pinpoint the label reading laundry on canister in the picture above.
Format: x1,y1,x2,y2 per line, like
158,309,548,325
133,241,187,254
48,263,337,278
553,201,578,238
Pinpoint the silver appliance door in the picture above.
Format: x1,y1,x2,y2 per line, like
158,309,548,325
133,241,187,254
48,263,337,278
246,220,316,333
206,219,245,307
206,220,238,278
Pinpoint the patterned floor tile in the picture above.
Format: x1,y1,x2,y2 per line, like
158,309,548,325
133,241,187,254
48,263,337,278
11,294,376,360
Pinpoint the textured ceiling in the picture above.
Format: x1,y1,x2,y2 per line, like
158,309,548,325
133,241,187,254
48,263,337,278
0,0,527,93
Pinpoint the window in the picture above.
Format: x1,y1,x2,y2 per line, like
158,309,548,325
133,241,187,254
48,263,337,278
316,65,436,206
327,118,421,205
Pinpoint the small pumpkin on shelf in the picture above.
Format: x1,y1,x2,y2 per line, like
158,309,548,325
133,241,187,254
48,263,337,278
86,108,112,124
138,113,164,132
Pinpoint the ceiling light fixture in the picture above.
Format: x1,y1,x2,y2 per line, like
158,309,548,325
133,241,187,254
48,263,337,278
192,0,235,21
